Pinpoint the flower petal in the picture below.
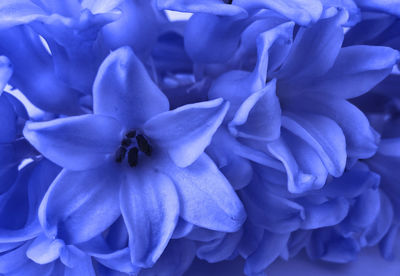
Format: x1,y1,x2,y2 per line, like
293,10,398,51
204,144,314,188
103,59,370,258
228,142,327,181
0,94,17,143
0,241,30,274
23,115,122,171
355,0,400,17
93,46,169,129
157,154,246,232
276,9,348,82
144,99,229,168
307,228,360,263
0,56,12,91
120,168,179,268
300,45,400,99
301,198,350,229
267,137,316,193
157,0,247,17
38,165,121,244
140,239,196,276
26,234,64,265
197,230,243,263
229,79,281,142
282,112,346,177
241,179,305,233
0,0,46,29
234,0,322,26
244,231,290,275
286,95,379,159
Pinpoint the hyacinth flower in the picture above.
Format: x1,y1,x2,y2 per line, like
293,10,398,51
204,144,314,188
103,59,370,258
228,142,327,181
214,160,386,275
157,0,322,65
208,8,399,194
23,46,246,269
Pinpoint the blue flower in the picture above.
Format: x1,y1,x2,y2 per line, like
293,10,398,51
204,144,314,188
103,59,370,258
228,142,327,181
23,46,246,268
209,9,399,193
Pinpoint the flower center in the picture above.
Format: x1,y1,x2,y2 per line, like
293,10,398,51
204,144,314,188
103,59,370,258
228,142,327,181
223,0,233,4
115,130,152,167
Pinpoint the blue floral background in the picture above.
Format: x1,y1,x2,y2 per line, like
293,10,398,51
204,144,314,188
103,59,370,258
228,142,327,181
0,0,400,275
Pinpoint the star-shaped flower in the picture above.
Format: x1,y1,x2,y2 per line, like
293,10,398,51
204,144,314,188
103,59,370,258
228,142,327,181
23,46,246,268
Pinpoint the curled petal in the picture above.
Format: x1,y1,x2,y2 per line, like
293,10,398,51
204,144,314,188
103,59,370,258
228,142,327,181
229,79,281,142
26,234,64,265
282,112,346,177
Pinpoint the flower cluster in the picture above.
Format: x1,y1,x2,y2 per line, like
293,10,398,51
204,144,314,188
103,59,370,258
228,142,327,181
1,0,400,275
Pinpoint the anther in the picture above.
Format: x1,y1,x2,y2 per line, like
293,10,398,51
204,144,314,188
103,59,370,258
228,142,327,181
115,147,127,163
223,0,233,4
121,138,132,147
128,147,139,167
136,134,152,156
126,130,136,138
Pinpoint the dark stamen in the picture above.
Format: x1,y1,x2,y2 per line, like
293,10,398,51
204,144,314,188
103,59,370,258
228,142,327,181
126,130,136,138
223,0,233,4
121,138,132,147
128,147,139,167
115,147,127,163
136,134,152,156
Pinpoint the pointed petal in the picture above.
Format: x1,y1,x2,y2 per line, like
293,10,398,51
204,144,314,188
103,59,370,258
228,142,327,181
26,234,64,265
277,9,348,82
229,79,281,141
120,168,179,267
23,115,122,171
93,46,169,129
300,45,400,99
38,165,121,244
282,112,346,177
157,154,246,232
144,99,229,167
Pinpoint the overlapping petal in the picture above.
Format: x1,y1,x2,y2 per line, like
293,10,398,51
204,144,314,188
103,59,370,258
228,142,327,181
144,98,229,167
38,165,121,244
